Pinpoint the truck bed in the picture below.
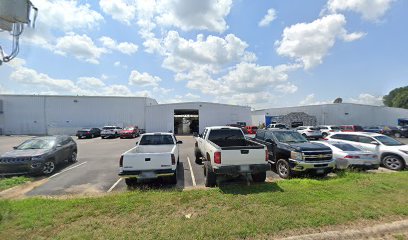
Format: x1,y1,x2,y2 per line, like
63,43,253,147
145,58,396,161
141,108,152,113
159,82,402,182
129,145,175,154
210,139,264,150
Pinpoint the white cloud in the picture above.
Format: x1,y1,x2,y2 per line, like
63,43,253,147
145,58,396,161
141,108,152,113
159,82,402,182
259,8,277,27
77,77,106,88
54,33,106,64
128,70,161,87
0,84,12,94
326,0,394,21
275,83,298,94
300,94,330,106
348,93,383,106
99,0,136,24
103,84,133,96
276,14,365,69
155,0,232,33
99,36,139,55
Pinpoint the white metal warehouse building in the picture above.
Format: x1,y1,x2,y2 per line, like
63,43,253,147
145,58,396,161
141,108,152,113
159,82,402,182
0,95,251,135
252,103,408,127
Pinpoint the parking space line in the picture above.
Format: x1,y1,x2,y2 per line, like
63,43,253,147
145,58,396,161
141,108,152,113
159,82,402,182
107,178,122,192
48,161,87,179
186,157,197,187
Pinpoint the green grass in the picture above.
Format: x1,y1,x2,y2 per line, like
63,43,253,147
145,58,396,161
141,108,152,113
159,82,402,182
1,172,408,240
0,176,30,192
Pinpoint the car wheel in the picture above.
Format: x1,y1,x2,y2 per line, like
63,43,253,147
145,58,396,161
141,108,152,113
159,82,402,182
42,160,56,175
205,164,216,187
302,133,307,138
394,132,401,138
69,151,78,163
195,148,203,165
382,155,405,171
125,178,137,187
276,159,291,179
322,132,328,138
252,171,266,182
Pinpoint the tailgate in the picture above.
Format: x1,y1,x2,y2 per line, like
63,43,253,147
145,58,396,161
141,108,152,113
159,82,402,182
219,148,266,166
123,153,173,171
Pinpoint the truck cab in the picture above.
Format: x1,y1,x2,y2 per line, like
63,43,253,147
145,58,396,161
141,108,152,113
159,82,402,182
252,129,335,179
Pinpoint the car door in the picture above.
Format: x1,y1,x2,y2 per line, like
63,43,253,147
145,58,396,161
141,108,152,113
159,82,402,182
197,129,208,155
264,131,275,161
355,135,380,153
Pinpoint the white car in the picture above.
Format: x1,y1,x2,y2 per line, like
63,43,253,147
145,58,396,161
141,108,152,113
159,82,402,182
318,125,341,138
119,133,182,186
326,132,408,171
296,126,322,140
315,141,380,170
101,126,122,138
267,123,288,129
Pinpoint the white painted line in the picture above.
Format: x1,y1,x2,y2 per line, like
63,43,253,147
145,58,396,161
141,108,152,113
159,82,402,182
48,161,87,179
186,156,197,187
107,178,122,193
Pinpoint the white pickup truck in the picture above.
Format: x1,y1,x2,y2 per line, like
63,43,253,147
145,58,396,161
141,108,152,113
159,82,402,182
119,133,182,186
195,126,269,187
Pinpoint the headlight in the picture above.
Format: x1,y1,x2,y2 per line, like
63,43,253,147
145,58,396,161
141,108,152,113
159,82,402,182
31,156,43,161
399,150,408,155
290,151,303,161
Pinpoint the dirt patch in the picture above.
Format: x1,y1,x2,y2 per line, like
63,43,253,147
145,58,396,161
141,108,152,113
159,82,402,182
0,178,48,199
64,183,104,195
275,218,408,240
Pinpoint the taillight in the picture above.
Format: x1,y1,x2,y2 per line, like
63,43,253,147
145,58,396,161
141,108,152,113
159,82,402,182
265,149,269,161
171,154,176,165
323,138,329,140
119,155,123,167
344,155,360,159
329,130,334,132
214,152,221,164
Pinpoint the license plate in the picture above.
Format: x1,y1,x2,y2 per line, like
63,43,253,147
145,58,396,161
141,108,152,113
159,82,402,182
240,165,250,172
140,171,156,178
316,169,324,174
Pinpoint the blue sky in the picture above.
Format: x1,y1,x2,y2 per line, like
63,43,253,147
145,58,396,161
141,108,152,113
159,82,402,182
0,0,406,109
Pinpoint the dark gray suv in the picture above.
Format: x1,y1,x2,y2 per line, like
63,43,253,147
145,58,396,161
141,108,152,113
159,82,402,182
0,136,77,176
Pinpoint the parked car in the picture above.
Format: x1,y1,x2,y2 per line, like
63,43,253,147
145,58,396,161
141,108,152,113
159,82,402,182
267,123,288,129
318,125,341,138
76,128,101,139
392,126,408,138
296,126,322,140
245,126,258,134
101,126,122,139
363,126,382,133
340,125,364,132
139,129,146,134
0,136,77,176
120,126,139,139
119,133,182,186
326,132,408,170
252,129,335,179
314,141,380,170
194,126,269,187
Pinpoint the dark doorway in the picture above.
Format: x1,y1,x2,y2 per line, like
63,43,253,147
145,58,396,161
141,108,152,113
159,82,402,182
174,109,199,135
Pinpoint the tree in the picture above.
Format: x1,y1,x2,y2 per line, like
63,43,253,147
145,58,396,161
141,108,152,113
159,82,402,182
383,86,408,109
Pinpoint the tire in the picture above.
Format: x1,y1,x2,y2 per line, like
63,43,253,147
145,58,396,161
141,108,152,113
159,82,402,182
382,154,405,171
302,133,307,138
205,164,216,187
252,171,266,182
394,132,401,138
322,132,328,138
177,157,180,165
276,159,291,179
169,171,177,184
69,151,78,163
42,160,56,175
125,178,137,187
101,136,105,139
195,148,203,165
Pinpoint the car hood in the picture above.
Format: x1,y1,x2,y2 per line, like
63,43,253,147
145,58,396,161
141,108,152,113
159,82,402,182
282,142,332,152
121,130,133,133
1,149,50,158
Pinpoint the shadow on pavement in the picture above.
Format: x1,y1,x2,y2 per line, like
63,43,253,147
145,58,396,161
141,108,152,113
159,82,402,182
219,181,284,195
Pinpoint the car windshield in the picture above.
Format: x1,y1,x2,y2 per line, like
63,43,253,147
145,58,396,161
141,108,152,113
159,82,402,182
274,131,308,143
332,143,361,151
309,127,319,130
374,136,404,146
330,127,340,131
17,139,55,150
139,135,174,145
103,127,115,130
124,128,134,130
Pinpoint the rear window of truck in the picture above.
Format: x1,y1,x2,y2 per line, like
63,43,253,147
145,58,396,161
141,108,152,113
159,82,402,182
208,129,244,141
139,135,174,145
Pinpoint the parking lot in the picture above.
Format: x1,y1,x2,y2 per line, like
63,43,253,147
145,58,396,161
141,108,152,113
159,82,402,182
0,135,281,196
1,135,406,196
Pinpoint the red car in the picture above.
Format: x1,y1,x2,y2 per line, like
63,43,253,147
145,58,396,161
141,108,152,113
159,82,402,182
245,126,258,134
340,125,364,132
120,127,140,139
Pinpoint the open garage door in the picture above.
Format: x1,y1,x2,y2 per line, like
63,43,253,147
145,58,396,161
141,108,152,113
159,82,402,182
174,109,199,135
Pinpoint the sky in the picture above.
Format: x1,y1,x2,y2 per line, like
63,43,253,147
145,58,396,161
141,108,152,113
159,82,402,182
0,0,407,110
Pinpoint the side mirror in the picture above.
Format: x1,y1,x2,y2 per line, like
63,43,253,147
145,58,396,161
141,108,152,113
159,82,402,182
265,139,274,143
370,141,380,145
177,140,183,144
13,146,17,150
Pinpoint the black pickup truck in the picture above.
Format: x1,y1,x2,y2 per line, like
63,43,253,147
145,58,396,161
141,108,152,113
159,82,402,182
252,129,335,178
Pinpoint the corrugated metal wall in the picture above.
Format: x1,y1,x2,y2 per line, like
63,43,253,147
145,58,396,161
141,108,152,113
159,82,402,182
146,102,251,133
252,103,408,126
